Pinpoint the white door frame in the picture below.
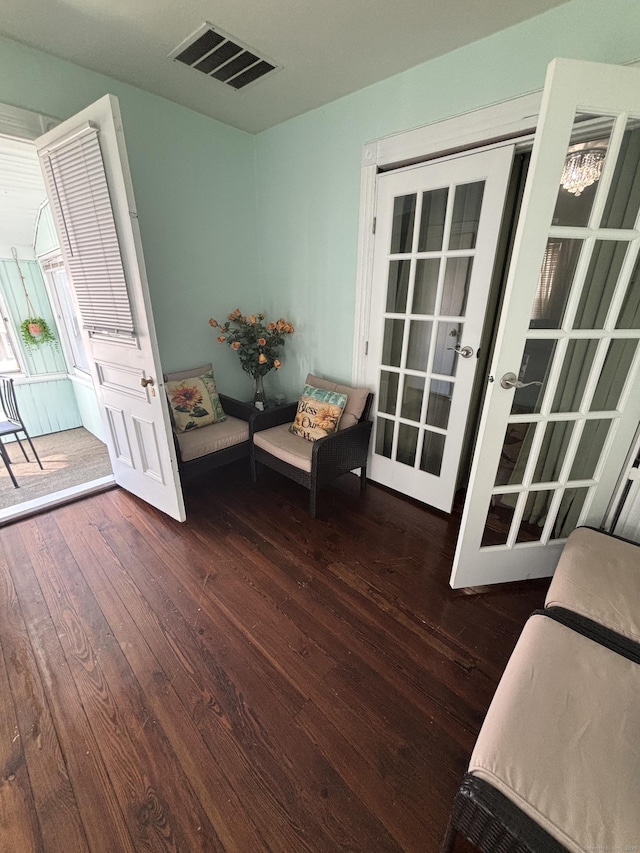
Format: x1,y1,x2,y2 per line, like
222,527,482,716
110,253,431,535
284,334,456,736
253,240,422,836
352,91,543,387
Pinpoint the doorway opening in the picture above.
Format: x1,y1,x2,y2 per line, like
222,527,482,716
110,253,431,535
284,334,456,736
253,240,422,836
0,132,113,522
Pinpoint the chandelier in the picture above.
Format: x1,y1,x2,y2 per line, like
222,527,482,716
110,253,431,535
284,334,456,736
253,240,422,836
560,148,605,197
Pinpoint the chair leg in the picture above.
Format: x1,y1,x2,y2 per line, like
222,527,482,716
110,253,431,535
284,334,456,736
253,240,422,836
0,442,19,488
309,488,317,518
360,464,367,494
250,454,258,483
24,434,43,469
14,435,30,462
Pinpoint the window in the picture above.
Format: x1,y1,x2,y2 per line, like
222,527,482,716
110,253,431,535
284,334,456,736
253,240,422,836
41,256,90,374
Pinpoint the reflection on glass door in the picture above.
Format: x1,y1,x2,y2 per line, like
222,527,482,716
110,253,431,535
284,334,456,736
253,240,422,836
367,147,514,512
452,59,640,588
482,117,640,551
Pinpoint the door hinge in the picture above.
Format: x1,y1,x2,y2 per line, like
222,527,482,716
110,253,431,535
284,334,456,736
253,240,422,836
372,217,376,234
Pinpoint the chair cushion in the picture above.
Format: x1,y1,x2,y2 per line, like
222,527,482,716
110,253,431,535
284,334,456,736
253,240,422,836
306,373,369,429
289,384,347,441
254,423,313,472
469,614,640,853
545,527,640,645
176,415,249,462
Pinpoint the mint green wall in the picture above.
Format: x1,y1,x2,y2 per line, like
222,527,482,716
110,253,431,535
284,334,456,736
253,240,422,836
255,0,640,397
0,34,260,394
0,257,66,375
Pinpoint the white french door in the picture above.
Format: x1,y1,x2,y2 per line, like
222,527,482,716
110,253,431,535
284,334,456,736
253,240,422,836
367,147,514,512
36,95,185,522
451,59,640,588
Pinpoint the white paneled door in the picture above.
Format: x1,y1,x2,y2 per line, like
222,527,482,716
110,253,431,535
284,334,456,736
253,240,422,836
367,147,514,512
451,59,640,588
36,95,185,522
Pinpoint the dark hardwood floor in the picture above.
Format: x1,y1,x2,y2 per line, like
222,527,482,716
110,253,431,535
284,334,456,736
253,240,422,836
0,463,549,852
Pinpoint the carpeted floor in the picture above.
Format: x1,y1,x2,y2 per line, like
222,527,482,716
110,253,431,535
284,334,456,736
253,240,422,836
0,427,112,509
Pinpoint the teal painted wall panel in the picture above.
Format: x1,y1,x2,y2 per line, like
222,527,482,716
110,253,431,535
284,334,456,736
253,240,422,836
14,378,81,437
71,378,104,442
254,0,640,397
0,257,66,375
0,35,261,393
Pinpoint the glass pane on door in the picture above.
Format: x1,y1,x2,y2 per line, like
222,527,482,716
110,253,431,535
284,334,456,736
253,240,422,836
601,122,640,229
390,195,416,253
449,182,484,249
529,238,582,329
573,241,628,329
386,260,411,312
412,259,440,314
418,188,448,251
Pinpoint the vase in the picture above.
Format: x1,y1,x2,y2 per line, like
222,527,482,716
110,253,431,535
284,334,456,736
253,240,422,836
253,374,267,409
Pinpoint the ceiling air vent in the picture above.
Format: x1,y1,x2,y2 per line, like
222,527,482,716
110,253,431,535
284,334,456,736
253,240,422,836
170,23,280,91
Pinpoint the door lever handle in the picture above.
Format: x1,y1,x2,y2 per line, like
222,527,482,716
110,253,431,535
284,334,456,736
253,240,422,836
446,345,474,358
140,376,155,388
500,372,542,390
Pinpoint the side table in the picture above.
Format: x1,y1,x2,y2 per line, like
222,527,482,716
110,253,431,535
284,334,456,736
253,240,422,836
221,396,298,438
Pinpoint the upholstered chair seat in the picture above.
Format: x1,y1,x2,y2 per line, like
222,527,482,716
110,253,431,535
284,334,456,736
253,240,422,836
163,363,253,483
250,373,373,517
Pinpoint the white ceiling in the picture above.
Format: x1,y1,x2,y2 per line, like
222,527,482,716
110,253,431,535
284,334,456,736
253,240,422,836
1,0,569,134
0,137,46,253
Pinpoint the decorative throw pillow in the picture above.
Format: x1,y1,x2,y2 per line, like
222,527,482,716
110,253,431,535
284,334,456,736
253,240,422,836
199,368,226,423
165,377,217,433
289,384,347,441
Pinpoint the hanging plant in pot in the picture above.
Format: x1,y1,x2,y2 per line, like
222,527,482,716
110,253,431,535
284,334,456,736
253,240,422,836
19,316,58,350
11,247,59,352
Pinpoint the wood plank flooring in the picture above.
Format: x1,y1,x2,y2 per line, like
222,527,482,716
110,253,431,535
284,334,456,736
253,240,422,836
0,464,549,853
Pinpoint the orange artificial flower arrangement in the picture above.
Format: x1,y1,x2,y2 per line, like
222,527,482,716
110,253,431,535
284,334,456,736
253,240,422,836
209,309,294,378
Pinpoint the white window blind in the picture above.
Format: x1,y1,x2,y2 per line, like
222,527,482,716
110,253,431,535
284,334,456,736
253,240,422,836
39,123,135,338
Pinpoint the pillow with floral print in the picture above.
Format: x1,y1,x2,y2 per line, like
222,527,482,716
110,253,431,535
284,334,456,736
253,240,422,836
289,384,347,441
165,377,218,432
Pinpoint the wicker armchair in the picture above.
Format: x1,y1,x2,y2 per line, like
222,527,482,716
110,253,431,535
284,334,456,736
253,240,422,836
163,363,254,484
251,374,373,517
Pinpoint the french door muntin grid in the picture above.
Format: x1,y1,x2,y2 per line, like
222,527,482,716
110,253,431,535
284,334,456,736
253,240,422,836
376,180,479,472
485,219,640,549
